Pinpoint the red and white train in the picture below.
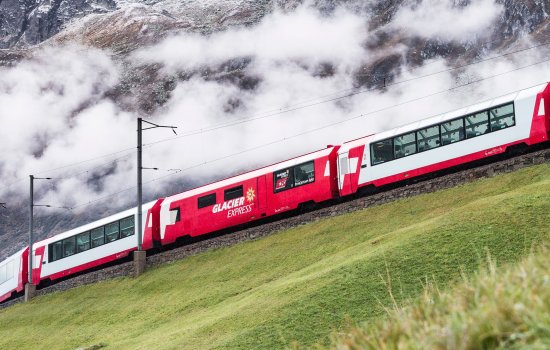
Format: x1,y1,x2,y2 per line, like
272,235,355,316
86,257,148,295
1,82,549,303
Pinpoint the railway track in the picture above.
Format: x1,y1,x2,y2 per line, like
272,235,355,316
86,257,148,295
3,145,550,309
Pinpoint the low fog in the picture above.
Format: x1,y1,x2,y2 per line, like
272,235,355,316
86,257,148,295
0,0,549,223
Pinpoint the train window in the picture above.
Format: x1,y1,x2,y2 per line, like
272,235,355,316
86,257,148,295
417,125,440,152
274,167,294,193
371,139,393,165
0,265,5,284
369,102,516,166
91,227,105,248
51,241,63,262
441,118,465,145
394,132,416,159
490,103,515,131
169,208,180,225
465,111,489,138
224,186,243,201
6,261,14,280
294,161,315,187
198,193,216,209
105,222,120,243
63,237,76,258
120,216,135,238
76,231,91,253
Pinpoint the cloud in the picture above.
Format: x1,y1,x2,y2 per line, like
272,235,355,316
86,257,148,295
133,5,368,73
0,46,135,208
390,0,504,41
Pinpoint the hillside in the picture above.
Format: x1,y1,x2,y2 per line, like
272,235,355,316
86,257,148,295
1,162,549,349
326,246,550,349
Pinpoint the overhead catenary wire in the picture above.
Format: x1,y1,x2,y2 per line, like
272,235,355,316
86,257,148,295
245,38,550,115
67,58,550,210
142,40,550,148
0,151,136,195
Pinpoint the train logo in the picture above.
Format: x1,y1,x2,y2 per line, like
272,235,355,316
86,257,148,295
246,188,255,203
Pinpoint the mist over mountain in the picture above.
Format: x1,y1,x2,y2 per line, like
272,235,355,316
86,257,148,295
0,0,549,259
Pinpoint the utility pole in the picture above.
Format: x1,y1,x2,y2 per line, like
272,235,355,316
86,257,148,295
26,175,51,302
135,117,177,277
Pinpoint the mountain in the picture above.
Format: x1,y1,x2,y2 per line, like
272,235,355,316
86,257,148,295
0,0,549,260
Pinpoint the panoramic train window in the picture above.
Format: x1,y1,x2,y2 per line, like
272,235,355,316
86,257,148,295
169,208,180,225
371,139,393,165
274,167,294,193
198,193,216,209
76,232,91,253
91,227,105,248
370,102,516,166
49,215,136,262
465,111,489,138
441,119,465,145
490,103,515,131
224,186,243,201
417,125,440,152
394,132,416,159
120,216,135,238
105,222,120,243
294,161,315,187
51,241,63,262
63,237,76,258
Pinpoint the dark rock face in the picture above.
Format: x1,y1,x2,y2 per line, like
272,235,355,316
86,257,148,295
0,0,116,49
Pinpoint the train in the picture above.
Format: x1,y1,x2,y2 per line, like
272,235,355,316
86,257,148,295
1,82,549,303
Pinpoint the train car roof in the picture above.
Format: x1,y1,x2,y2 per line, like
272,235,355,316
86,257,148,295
164,146,337,203
0,246,27,266
34,200,158,246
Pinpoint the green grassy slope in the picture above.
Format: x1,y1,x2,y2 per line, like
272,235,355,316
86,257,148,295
326,246,550,349
1,164,550,350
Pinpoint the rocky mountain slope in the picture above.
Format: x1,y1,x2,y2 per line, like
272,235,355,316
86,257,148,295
0,0,548,259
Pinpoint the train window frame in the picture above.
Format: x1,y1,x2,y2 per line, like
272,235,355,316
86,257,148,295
273,167,294,193
370,102,516,166
120,215,135,238
465,111,490,139
62,236,76,258
441,117,465,145
224,185,243,201
393,132,417,159
416,125,441,153
91,226,105,249
169,207,181,224
371,138,394,165
489,103,515,131
76,231,91,253
293,161,315,188
105,221,120,243
198,193,216,209
50,241,63,262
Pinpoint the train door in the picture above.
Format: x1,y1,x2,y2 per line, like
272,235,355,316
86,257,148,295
257,175,267,214
338,152,352,196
